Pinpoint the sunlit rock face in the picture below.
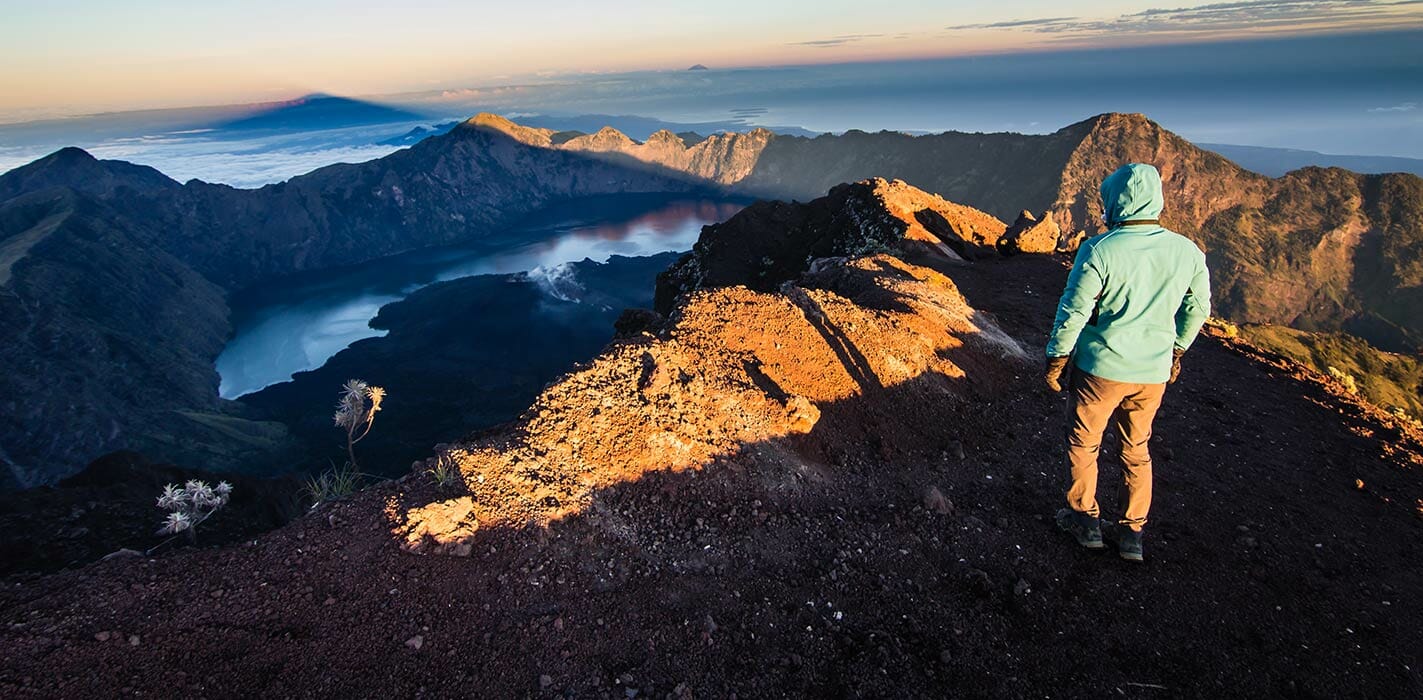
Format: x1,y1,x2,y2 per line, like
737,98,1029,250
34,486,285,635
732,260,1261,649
654,178,1007,314
395,180,1028,537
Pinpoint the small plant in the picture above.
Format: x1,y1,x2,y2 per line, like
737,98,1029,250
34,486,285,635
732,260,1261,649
303,461,363,506
426,451,463,490
1206,316,1240,338
155,479,232,544
1327,366,1359,394
333,379,386,472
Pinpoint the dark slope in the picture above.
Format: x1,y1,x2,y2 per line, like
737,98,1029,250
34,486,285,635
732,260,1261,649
738,123,1081,221
0,190,230,488
1,209,1417,697
0,147,179,201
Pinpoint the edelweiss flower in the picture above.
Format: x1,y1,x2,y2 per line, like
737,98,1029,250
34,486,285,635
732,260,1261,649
156,483,188,509
186,480,216,505
334,380,368,428
160,511,192,534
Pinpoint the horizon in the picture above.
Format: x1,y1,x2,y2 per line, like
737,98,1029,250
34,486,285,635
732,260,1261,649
0,4,1419,184
4,0,1423,121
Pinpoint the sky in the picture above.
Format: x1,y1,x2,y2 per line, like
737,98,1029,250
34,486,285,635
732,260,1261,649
3,0,1422,121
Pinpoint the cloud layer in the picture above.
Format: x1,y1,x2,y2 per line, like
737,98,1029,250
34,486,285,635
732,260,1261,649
947,0,1423,37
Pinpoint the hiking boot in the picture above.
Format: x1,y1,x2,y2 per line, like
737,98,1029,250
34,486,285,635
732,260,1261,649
1115,528,1145,563
1055,508,1105,550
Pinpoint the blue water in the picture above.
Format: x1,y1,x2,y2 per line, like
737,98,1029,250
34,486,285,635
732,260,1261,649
215,197,744,399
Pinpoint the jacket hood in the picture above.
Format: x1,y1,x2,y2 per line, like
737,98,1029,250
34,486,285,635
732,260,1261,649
1099,163,1164,226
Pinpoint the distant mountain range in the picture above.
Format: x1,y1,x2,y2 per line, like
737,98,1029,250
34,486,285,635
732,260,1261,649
1,111,1420,487
1203,143,1423,178
376,114,822,147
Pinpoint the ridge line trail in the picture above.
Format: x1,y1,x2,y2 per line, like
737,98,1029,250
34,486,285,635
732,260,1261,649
1,255,1419,698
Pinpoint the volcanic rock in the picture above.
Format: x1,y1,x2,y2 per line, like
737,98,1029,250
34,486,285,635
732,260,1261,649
397,496,479,556
996,209,1062,255
654,178,1006,313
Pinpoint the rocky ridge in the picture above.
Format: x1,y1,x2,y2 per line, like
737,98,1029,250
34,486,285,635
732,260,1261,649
534,112,1423,349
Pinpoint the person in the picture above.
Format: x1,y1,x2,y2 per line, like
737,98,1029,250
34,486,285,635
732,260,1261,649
1044,163,1210,563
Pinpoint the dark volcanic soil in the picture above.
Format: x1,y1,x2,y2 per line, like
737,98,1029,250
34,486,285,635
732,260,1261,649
2,253,1420,698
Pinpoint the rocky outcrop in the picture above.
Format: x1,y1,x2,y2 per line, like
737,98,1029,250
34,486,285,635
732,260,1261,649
997,210,1062,255
556,123,774,186
431,251,1027,536
396,495,479,556
654,178,1005,313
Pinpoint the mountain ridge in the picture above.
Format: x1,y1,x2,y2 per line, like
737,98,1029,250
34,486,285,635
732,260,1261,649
2,112,1420,486
537,112,1422,350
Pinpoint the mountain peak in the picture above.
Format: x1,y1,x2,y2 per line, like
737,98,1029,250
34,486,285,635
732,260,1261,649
1056,112,1158,137
0,147,176,202
48,146,98,163
560,126,638,151
645,130,687,147
458,113,554,146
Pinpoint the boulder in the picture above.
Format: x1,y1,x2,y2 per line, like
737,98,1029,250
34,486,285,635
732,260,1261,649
997,210,1062,255
397,496,479,556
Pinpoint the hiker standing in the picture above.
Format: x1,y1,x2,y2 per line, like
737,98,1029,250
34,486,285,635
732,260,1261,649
1044,163,1211,562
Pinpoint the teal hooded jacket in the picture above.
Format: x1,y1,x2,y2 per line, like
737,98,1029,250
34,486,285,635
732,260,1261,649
1047,163,1211,384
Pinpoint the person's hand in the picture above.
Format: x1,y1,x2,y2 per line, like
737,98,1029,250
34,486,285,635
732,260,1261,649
1169,348,1185,384
1045,356,1071,393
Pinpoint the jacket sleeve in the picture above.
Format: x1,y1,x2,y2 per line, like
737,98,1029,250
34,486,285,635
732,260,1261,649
1174,254,1211,351
1046,242,1106,358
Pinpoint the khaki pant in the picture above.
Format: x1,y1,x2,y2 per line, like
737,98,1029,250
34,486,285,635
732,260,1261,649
1065,369,1166,532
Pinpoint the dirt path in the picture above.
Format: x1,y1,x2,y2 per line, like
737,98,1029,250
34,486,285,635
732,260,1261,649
2,254,1419,698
